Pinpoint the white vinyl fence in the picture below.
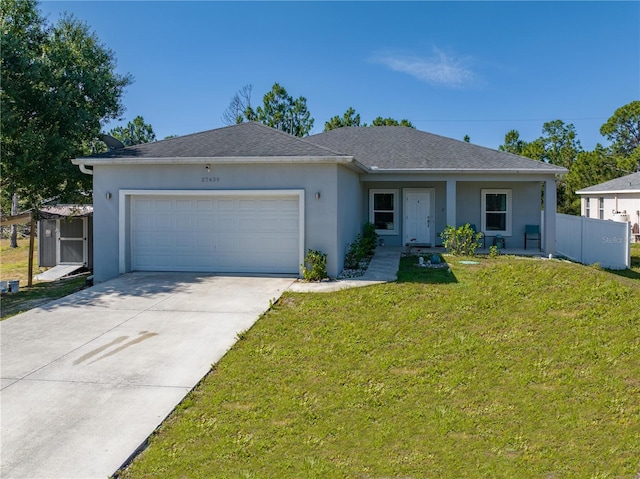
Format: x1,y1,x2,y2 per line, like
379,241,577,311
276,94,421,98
556,213,631,270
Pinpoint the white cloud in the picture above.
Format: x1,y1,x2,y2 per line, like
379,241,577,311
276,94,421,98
371,47,479,88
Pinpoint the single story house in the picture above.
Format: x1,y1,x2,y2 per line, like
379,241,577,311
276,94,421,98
72,122,567,282
576,171,640,242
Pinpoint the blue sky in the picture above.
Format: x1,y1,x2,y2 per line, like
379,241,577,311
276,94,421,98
40,1,639,151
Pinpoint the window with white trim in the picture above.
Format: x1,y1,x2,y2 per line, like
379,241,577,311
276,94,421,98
599,197,604,219
585,197,590,217
481,189,512,236
369,189,398,235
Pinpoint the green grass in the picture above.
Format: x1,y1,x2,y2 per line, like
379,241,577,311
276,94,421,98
117,255,640,479
0,276,88,319
1,238,88,319
0,237,45,283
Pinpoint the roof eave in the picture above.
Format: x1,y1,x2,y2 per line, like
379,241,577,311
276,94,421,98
576,189,640,195
72,155,357,166
367,167,568,175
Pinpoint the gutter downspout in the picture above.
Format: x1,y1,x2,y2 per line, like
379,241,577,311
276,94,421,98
78,164,93,175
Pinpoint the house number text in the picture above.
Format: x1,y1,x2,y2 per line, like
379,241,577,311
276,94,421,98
201,176,221,183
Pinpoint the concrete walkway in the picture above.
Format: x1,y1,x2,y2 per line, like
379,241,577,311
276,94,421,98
288,246,402,293
0,273,294,479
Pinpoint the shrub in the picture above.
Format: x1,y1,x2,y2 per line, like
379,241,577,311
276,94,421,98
440,224,482,256
344,223,378,269
301,249,328,281
362,222,378,253
489,245,500,258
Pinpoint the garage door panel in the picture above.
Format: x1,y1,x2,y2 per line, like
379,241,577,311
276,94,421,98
216,217,234,229
155,199,172,210
175,200,193,211
155,216,172,229
259,199,278,210
155,235,173,248
238,199,256,210
237,219,256,231
217,199,234,211
131,194,300,273
195,218,214,230
134,199,153,212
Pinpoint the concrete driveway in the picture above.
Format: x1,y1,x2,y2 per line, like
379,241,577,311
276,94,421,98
0,272,294,479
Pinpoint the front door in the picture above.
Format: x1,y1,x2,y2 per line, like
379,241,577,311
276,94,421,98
404,188,433,246
57,218,87,265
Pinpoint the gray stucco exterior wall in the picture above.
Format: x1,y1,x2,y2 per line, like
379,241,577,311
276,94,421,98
91,162,347,282
361,176,548,249
336,166,363,267
361,180,448,247
457,181,543,249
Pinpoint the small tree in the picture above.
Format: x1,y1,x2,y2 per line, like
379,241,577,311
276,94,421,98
221,84,253,125
324,107,362,131
440,224,482,256
109,116,156,146
301,249,327,281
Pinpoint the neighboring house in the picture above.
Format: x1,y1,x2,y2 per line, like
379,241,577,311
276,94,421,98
72,122,566,282
38,204,93,271
576,171,640,242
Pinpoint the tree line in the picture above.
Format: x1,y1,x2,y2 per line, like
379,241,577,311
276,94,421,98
2,0,638,231
225,83,639,215
221,83,415,135
498,102,639,214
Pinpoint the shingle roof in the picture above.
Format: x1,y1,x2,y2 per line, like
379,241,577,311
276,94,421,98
75,122,566,174
306,126,566,172
576,171,640,194
79,122,346,161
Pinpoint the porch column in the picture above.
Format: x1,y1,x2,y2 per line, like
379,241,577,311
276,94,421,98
446,180,457,228
544,179,557,255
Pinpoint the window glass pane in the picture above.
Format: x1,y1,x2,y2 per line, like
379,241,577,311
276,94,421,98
374,212,394,230
60,219,84,237
374,193,394,211
486,212,506,231
486,193,506,212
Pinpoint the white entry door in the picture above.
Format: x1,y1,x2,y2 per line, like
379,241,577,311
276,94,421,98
404,188,434,246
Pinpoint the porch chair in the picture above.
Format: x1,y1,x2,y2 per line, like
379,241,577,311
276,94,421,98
524,224,541,250
469,224,485,248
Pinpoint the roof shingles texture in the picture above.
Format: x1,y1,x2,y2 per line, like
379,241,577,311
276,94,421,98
81,122,565,173
577,171,640,193
85,122,345,160
307,126,564,171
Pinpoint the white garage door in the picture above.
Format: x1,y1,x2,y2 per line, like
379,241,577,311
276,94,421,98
130,193,301,274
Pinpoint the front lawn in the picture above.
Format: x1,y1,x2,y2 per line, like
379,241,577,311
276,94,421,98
117,255,640,478
1,238,88,319
631,242,640,273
